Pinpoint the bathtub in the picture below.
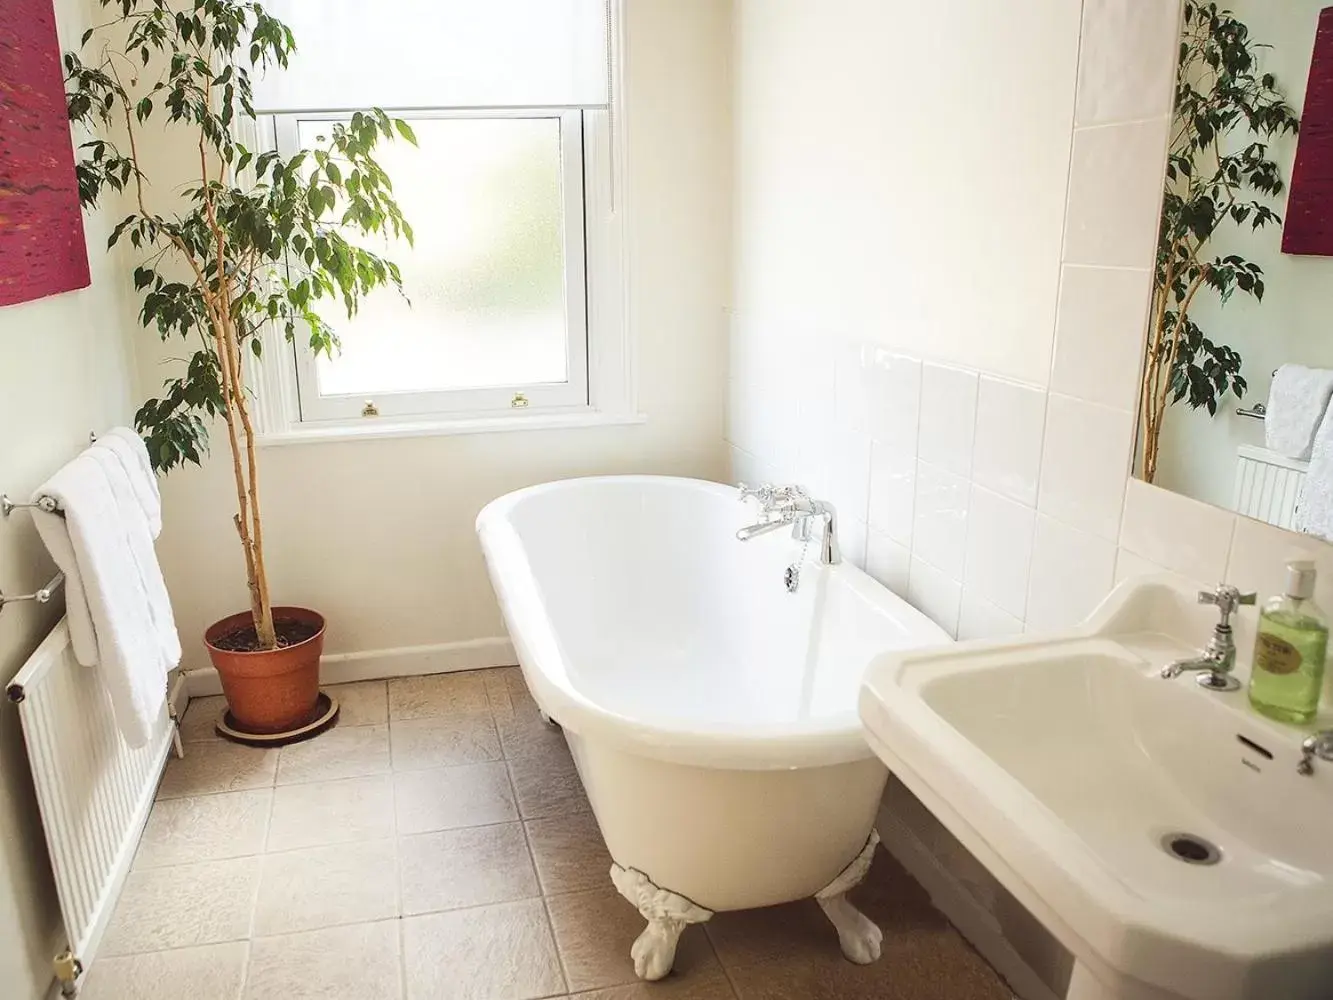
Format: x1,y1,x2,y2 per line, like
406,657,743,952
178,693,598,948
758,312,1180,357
476,476,950,979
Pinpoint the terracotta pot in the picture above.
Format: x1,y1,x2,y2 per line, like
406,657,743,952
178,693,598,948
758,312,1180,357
204,607,325,735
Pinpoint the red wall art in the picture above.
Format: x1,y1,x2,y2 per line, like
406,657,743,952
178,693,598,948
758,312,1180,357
0,0,91,307
1283,7,1333,256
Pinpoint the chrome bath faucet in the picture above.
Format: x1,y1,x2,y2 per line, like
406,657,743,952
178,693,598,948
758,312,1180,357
735,483,840,566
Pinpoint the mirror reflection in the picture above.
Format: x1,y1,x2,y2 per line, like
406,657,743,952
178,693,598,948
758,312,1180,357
1137,1,1333,539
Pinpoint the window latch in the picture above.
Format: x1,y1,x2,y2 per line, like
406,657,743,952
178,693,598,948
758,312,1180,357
510,392,530,409
361,400,380,418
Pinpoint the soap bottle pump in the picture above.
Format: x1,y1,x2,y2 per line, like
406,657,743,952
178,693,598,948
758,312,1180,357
1248,560,1329,725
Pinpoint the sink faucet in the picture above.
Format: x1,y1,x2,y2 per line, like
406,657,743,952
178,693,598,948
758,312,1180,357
1298,731,1333,775
735,483,840,566
1160,584,1256,691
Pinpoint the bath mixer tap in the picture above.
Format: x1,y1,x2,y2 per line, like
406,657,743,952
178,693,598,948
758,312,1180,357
735,483,840,566
1160,584,1256,691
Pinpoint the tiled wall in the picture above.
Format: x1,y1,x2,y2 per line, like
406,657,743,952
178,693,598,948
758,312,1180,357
729,0,1333,641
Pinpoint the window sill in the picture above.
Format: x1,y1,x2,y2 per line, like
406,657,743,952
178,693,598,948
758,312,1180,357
256,409,647,447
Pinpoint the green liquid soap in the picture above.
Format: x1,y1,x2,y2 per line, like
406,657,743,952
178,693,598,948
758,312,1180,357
1248,561,1329,726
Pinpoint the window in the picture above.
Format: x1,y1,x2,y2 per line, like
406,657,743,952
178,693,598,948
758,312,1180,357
249,1,628,435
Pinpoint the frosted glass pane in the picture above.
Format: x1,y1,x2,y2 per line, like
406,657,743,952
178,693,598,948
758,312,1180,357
304,117,570,397
254,0,608,112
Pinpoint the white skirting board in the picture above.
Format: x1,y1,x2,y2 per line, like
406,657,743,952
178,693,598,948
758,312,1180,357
183,636,517,696
876,802,1063,1000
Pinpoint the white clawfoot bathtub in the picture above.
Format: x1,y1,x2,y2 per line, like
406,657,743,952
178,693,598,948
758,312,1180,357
477,476,949,979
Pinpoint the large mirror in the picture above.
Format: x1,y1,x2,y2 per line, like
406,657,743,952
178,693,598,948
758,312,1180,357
1136,0,1333,539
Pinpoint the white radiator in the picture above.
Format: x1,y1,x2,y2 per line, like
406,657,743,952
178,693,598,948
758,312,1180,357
7,619,174,996
1232,444,1309,530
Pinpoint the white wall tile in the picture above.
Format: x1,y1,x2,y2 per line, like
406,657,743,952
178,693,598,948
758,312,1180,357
908,558,963,638
1050,265,1153,413
972,377,1046,506
866,529,911,596
1226,515,1333,611
834,341,873,434
868,442,916,545
918,363,978,477
865,350,922,454
1038,393,1134,540
840,515,869,570
958,593,1025,641
1120,478,1236,584
1026,514,1117,631
1115,546,1169,585
963,486,1036,619
1075,0,1180,127
1063,118,1171,268
913,460,971,579
823,430,872,525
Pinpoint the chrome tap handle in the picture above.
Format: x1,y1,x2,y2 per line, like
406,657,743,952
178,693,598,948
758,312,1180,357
737,483,773,504
1298,731,1333,776
1198,585,1257,626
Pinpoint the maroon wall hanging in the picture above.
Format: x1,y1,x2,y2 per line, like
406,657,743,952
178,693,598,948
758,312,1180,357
1283,7,1333,256
0,0,92,307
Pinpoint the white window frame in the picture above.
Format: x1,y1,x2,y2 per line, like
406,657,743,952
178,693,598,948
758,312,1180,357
275,108,590,423
246,2,634,443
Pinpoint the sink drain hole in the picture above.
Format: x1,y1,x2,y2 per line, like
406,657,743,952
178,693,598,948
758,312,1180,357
1160,832,1222,866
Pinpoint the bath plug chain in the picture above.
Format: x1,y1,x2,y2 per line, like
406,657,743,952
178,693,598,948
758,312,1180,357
785,532,812,593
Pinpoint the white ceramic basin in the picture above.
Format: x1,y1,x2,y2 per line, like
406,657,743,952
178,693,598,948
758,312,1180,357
860,576,1333,1000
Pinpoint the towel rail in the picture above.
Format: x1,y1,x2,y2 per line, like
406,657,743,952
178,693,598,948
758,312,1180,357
0,572,66,615
2,432,98,519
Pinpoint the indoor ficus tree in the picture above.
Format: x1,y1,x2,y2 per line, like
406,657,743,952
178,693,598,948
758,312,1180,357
66,0,416,649
1140,1,1300,483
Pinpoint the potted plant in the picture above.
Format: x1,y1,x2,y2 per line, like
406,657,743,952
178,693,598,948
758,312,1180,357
1139,0,1299,482
66,0,415,734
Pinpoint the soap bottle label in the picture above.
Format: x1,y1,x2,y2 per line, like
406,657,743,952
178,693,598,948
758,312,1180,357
1255,633,1302,675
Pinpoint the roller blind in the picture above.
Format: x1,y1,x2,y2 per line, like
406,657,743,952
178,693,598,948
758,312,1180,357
251,0,610,113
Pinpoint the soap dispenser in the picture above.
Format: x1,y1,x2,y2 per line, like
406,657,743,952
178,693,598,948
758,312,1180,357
1248,560,1329,724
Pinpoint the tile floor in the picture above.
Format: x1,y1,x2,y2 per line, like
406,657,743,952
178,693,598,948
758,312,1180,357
86,666,1012,999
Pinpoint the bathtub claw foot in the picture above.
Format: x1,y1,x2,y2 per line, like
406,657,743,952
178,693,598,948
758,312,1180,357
815,829,882,965
610,863,713,981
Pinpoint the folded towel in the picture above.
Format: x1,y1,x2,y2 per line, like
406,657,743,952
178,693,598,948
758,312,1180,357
1265,364,1333,459
1296,403,1333,540
86,448,181,672
96,428,161,538
31,454,170,748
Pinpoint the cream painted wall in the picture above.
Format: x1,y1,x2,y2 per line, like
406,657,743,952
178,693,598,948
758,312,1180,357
1156,0,1333,511
0,2,142,996
136,0,733,666
731,0,1081,386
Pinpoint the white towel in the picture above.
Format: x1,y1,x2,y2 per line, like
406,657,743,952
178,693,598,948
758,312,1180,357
1265,364,1333,460
96,428,161,538
86,448,181,671
31,454,172,748
1296,403,1333,540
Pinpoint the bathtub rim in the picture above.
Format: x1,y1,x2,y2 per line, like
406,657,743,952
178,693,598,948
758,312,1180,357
477,474,951,771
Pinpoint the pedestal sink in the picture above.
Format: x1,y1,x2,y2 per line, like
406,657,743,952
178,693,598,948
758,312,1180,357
859,576,1333,1000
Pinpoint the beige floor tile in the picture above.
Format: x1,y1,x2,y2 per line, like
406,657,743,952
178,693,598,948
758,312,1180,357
254,838,399,936
526,811,613,895
276,723,390,785
400,822,539,915
508,745,591,819
178,695,228,743
482,665,527,713
548,887,723,993
81,942,248,1000
388,671,490,721
390,714,502,771
266,774,394,852
403,898,565,1000
245,921,402,1000
706,848,1010,1000
494,693,568,760
134,788,271,869
101,857,261,956
326,680,388,726
157,741,277,799
393,762,517,834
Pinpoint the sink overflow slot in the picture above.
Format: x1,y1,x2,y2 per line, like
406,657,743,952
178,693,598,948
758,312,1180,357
1160,832,1222,866
1236,734,1274,760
